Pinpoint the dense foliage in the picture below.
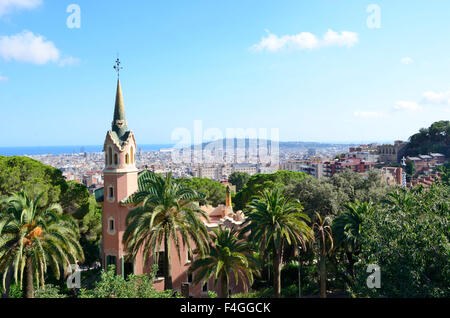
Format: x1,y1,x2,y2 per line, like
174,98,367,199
189,227,258,298
78,265,179,298
287,170,391,217
34,284,67,298
405,120,450,157
177,177,227,207
1,149,449,298
228,172,250,192
241,188,313,297
350,185,449,297
0,192,84,298
234,170,309,210
0,157,102,267
0,156,66,206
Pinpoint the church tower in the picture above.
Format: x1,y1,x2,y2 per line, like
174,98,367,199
101,61,138,276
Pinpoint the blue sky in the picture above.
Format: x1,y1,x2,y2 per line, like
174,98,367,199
0,0,449,147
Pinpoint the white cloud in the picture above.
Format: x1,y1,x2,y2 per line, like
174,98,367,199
421,90,450,106
354,111,387,119
0,30,78,66
0,30,59,64
322,29,358,48
252,31,318,52
400,57,414,65
393,101,423,112
58,56,80,67
0,0,42,18
252,29,358,52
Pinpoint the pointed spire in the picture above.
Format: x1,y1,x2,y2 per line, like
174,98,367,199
112,79,128,138
114,79,126,121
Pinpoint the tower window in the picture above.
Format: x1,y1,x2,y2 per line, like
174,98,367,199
130,147,134,164
125,153,130,165
114,153,118,165
107,216,116,235
108,147,113,165
108,186,114,200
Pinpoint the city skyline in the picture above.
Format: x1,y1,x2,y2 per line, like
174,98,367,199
1,0,450,147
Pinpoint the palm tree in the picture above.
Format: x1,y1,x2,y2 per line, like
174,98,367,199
123,171,210,290
382,189,415,212
189,227,258,298
241,188,313,298
312,212,333,298
333,201,373,278
0,191,83,298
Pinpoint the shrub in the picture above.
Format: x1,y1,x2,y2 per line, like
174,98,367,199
34,284,67,298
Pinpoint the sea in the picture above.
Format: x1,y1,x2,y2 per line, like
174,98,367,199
0,144,175,156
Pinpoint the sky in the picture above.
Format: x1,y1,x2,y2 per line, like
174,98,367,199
0,0,449,147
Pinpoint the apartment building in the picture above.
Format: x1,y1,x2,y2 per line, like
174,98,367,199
192,163,259,181
406,153,446,174
281,160,324,179
323,158,376,177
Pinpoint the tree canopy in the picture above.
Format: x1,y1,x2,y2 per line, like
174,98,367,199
228,172,250,192
0,156,66,207
234,170,309,210
287,170,391,217
0,156,101,267
405,120,450,157
176,177,227,207
351,185,450,297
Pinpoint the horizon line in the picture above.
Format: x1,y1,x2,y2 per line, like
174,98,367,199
0,139,402,149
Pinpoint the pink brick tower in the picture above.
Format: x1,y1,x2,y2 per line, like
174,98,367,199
101,75,139,277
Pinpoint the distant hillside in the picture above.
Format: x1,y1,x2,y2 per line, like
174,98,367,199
404,120,450,157
184,138,354,151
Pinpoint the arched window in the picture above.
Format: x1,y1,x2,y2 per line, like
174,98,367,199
105,153,108,165
130,147,134,164
114,153,118,165
108,186,114,199
107,217,116,235
125,153,130,165
108,147,112,165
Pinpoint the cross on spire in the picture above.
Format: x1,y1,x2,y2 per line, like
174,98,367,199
114,58,123,78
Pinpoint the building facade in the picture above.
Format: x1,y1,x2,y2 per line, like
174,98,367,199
322,158,376,178
281,160,324,179
377,140,407,164
380,167,403,186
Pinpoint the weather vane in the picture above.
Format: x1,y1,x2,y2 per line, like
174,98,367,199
113,57,123,78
